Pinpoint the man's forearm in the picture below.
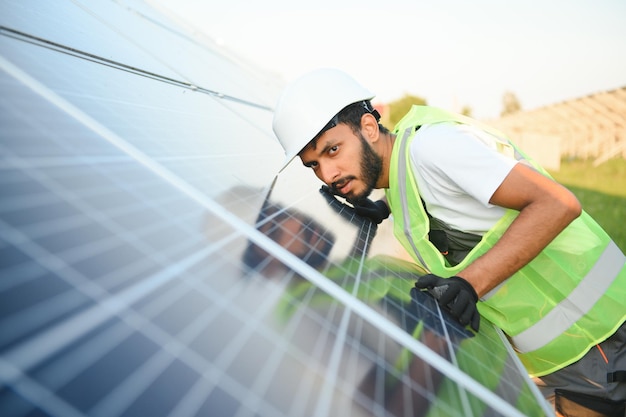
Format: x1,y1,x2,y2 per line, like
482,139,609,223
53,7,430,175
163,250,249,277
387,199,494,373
458,182,581,298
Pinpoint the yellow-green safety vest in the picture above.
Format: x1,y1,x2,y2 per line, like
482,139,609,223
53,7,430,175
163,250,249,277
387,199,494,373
385,105,626,377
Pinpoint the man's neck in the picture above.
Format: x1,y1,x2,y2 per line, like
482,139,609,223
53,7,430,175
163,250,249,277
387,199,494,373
377,132,396,189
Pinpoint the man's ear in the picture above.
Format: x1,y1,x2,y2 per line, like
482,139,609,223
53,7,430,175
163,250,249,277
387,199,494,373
360,113,380,141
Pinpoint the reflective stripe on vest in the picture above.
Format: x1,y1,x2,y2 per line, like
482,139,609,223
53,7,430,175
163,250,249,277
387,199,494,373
387,105,626,376
397,126,430,270
511,240,624,352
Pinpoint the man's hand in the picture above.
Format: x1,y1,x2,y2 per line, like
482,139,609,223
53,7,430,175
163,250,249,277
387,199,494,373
415,274,480,332
348,198,390,224
319,185,390,224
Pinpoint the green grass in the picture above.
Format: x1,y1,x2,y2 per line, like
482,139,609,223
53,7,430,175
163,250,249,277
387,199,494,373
548,158,626,252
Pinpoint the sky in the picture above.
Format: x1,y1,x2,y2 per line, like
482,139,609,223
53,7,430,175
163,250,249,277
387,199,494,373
151,0,626,119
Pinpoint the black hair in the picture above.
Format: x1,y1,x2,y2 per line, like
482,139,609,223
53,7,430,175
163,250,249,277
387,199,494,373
313,100,390,144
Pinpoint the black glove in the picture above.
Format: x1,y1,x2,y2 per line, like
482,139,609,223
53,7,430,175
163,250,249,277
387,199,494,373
349,198,390,224
319,185,390,224
415,274,480,332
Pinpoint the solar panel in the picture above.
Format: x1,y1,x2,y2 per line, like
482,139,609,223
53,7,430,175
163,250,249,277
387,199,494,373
1,1,552,416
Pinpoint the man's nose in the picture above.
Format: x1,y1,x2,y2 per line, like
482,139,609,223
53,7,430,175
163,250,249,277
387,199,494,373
319,163,339,185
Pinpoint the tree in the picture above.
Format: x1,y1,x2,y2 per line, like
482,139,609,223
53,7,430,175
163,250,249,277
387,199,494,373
501,91,521,116
388,94,427,128
460,105,473,117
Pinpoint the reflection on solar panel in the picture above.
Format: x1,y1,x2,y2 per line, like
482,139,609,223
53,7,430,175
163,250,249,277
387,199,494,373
0,1,553,416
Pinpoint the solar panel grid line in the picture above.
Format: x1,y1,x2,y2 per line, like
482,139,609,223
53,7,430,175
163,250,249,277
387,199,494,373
493,328,554,416
2,240,252,416
0,359,89,417
0,57,281,249
1,46,279,182
86,227,197,287
285,365,322,417
87,311,279,417
123,0,279,94
209,279,318,417
354,312,398,416
317,221,381,411
0,151,206,293
80,0,278,106
137,267,288,417
0,251,46,293
1,238,217,378
227,341,291,417
0,143,141,212
348,318,388,416
192,364,289,417
110,0,204,46
36,309,144,396
73,168,205,240
55,256,227,379
0,24,272,111
333,331,371,417
198,263,318,341
396,374,416,417
488,354,530,412
431,301,475,416
0,215,96,298
282,277,379,414
0,194,99,238
0,280,89,352
164,279,298,417
70,0,194,79
0,102,120,163
311,229,371,417
1,105,219,256
367,341,388,414
167,366,257,417
0,155,137,170
163,377,213,417
7,204,163,259
228,307,325,417
87,343,178,417
345,282,437,416
193,284,284,376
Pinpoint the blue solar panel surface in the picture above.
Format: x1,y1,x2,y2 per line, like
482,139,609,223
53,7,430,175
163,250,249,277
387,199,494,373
0,1,552,416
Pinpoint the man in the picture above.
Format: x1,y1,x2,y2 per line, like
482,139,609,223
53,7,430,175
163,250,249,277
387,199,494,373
271,68,626,416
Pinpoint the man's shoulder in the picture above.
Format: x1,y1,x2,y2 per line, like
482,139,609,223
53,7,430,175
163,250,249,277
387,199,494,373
412,122,502,153
409,122,473,157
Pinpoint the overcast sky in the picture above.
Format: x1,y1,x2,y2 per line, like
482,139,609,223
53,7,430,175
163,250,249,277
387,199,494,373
151,0,626,119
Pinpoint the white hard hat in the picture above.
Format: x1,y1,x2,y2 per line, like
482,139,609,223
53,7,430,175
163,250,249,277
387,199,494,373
272,68,375,172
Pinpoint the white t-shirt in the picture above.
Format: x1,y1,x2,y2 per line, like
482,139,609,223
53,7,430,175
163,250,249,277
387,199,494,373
408,122,518,235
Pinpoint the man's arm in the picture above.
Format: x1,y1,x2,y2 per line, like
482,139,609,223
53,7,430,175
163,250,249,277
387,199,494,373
458,163,582,298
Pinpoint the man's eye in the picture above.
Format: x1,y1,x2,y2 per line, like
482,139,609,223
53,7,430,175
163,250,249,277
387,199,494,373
329,146,338,155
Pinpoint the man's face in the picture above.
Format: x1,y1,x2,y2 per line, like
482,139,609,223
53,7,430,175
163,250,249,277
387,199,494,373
247,207,335,275
299,123,382,201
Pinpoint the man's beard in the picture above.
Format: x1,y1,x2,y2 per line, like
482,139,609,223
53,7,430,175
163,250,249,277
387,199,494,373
330,132,383,200
353,132,383,200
